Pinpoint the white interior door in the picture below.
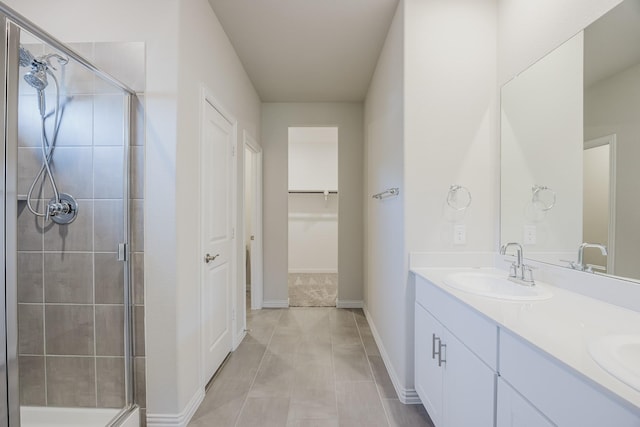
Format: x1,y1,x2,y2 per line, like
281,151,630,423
244,132,263,310
201,99,234,382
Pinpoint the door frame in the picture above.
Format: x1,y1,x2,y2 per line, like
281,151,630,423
584,134,616,273
197,87,238,388
243,132,263,310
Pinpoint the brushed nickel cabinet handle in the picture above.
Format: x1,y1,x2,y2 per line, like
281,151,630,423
438,343,447,367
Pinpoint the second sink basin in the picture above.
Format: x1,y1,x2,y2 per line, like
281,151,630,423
443,271,553,301
589,335,640,392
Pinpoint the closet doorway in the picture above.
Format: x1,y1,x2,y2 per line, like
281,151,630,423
288,127,338,306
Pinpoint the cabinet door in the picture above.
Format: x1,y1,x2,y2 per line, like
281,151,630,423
415,303,444,426
442,330,495,427
497,378,554,427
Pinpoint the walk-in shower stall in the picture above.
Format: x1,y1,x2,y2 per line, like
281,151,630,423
1,4,140,426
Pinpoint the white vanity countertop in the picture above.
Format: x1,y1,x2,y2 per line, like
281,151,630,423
411,267,640,411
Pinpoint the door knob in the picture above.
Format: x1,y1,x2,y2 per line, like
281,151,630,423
204,253,219,263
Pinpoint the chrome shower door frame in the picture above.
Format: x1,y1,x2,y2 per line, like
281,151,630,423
3,17,19,427
0,12,11,427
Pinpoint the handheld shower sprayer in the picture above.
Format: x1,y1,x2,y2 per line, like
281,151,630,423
19,45,78,224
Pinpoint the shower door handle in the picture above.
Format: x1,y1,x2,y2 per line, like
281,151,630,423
204,253,219,263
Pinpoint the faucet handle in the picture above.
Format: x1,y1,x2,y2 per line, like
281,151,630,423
585,264,606,273
521,264,536,284
560,259,582,271
508,262,518,278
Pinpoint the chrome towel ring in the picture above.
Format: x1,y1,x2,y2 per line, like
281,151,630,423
447,185,472,211
531,185,556,211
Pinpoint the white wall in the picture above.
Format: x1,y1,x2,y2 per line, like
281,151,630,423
366,0,498,399
175,0,261,413
404,0,497,255
262,103,363,305
7,0,261,420
501,34,584,255
288,127,338,191
585,62,640,278
288,194,338,273
363,0,406,398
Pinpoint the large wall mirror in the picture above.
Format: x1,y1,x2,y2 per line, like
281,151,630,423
501,0,640,282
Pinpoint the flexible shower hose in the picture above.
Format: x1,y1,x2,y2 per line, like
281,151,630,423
25,69,64,217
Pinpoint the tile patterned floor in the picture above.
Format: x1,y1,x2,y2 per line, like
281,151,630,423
288,273,338,307
188,307,433,427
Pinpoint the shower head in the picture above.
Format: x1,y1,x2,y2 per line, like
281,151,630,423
19,46,35,67
24,67,48,116
24,68,48,91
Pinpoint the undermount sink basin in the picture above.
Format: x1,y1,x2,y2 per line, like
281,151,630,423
589,335,640,392
443,271,553,301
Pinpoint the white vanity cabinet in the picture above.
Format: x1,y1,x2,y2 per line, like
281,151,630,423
415,276,497,427
414,270,640,427
499,330,640,427
497,378,554,427
414,305,444,424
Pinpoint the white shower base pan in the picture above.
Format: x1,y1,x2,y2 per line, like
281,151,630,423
20,406,137,427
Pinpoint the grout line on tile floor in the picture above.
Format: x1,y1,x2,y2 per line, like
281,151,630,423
233,308,284,427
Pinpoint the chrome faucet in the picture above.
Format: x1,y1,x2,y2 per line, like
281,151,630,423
500,242,535,285
568,243,608,272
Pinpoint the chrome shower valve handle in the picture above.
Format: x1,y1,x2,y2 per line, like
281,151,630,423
46,193,78,224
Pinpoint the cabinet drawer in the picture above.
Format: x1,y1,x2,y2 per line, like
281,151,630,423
416,276,498,370
500,329,640,427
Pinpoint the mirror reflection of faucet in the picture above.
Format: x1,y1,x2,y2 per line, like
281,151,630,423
499,242,536,286
563,243,608,273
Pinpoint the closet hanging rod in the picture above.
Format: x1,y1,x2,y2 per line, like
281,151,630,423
288,190,338,194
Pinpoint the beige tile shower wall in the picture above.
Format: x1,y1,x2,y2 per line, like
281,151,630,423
16,41,145,412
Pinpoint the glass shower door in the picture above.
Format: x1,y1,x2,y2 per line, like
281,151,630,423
4,17,135,427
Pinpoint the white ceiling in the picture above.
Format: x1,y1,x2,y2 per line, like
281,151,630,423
208,0,399,102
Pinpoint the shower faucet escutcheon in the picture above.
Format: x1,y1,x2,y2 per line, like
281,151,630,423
46,193,79,224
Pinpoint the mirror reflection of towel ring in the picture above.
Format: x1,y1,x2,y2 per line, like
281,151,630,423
531,185,556,211
447,185,472,211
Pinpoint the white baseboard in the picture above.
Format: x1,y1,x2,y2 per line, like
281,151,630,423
363,305,422,405
336,299,364,308
262,299,289,308
147,388,205,427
